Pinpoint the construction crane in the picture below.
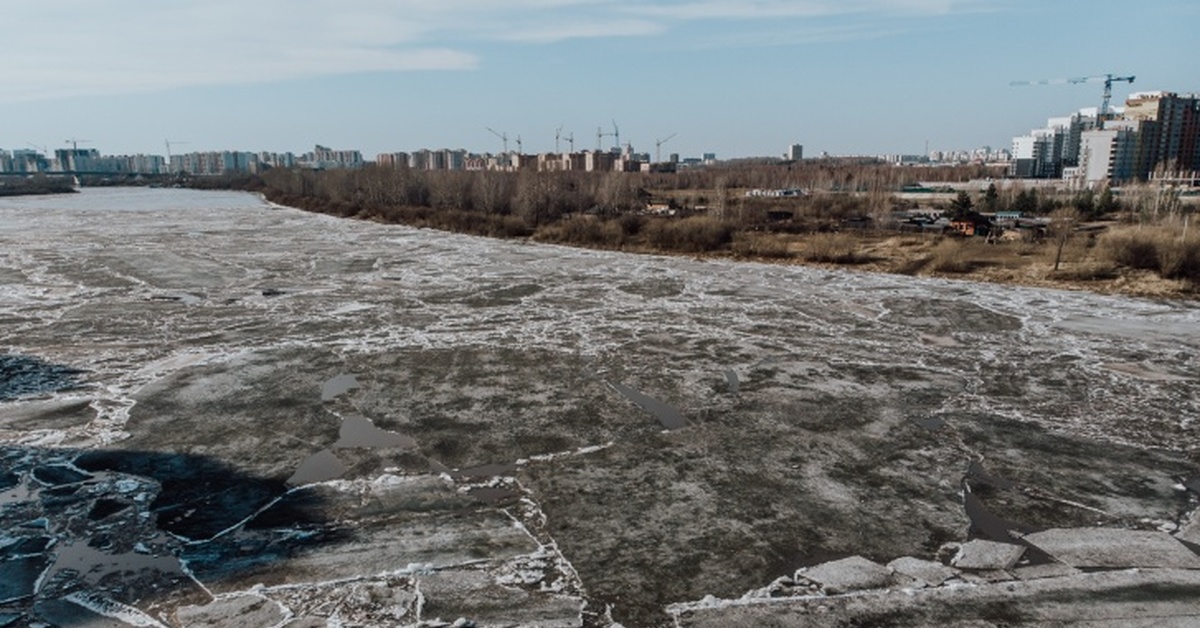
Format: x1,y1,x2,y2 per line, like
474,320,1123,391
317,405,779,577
655,133,677,163
554,127,577,154
486,127,509,153
164,139,190,162
596,120,620,152
64,138,92,151
515,135,523,155
1010,73,1135,129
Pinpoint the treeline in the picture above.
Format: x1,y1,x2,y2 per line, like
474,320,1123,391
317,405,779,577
949,184,1123,219
251,162,1137,256
246,163,1199,288
0,175,77,197
262,166,646,227
257,162,1005,225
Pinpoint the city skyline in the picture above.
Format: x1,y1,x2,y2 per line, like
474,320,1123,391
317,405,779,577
1,1,1194,159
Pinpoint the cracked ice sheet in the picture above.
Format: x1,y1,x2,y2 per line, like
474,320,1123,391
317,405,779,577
1,188,1198,626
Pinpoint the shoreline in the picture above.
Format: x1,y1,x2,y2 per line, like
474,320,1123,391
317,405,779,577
261,190,1199,303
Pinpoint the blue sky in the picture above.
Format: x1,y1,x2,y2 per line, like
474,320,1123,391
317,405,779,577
0,0,1193,160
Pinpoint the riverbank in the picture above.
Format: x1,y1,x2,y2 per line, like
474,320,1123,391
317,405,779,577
263,187,1200,302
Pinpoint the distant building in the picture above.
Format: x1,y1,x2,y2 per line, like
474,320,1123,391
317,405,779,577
7,149,50,173
1009,110,1096,179
1012,92,1200,184
615,154,643,172
170,151,257,175
883,154,927,165
787,144,803,161
54,148,100,172
585,151,615,172
376,152,408,168
1122,91,1200,177
258,152,296,169
641,162,677,173
562,152,587,171
538,152,590,172
1079,127,1138,185
513,154,538,171
309,145,363,169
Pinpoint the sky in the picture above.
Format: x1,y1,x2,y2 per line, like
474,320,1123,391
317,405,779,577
0,0,1194,160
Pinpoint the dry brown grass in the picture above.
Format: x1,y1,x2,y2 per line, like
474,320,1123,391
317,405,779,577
641,216,736,253
534,215,626,247
731,232,793,259
1100,225,1200,284
1047,262,1120,281
928,238,974,273
803,233,867,264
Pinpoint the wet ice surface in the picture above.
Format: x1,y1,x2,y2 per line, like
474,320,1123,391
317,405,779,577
0,188,1198,626
0,355,86,401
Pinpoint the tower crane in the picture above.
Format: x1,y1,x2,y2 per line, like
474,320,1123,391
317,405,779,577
486,127,509,153
64,138,92,151
1010,73,1135,129
655,133,677,163
596,120,620,152
554,127,577,154
515,135,524,155
164,139,190,162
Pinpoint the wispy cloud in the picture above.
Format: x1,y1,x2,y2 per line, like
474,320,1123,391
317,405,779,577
624,0,974,20
0,0,984,103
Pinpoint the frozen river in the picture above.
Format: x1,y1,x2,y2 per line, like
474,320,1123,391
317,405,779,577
1,188,1198,626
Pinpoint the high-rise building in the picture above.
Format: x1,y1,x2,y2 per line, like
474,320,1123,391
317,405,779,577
585,151,615,172
1122,91,1200,177
376,152,409,168
311,145,363,169
1079,127,1138,185
787,144,803,161
1009,110,1096,178
54,148,101,172
1014,92,1200,185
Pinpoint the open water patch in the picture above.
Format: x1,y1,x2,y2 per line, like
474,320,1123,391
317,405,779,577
320,374,359,402
0,354,86,401
914,417,946,431
334,415,416,450
609,382,688,430
288,450,347,486
1,446,342,622
724,370,740,394
453,463,517,479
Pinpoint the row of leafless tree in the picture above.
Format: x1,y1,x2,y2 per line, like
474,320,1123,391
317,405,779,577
261,167,648,225
258,161,1007,225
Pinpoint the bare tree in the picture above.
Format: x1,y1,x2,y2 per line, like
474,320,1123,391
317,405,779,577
1049,206,1082,271
597,172,639,214
472,171,515,215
